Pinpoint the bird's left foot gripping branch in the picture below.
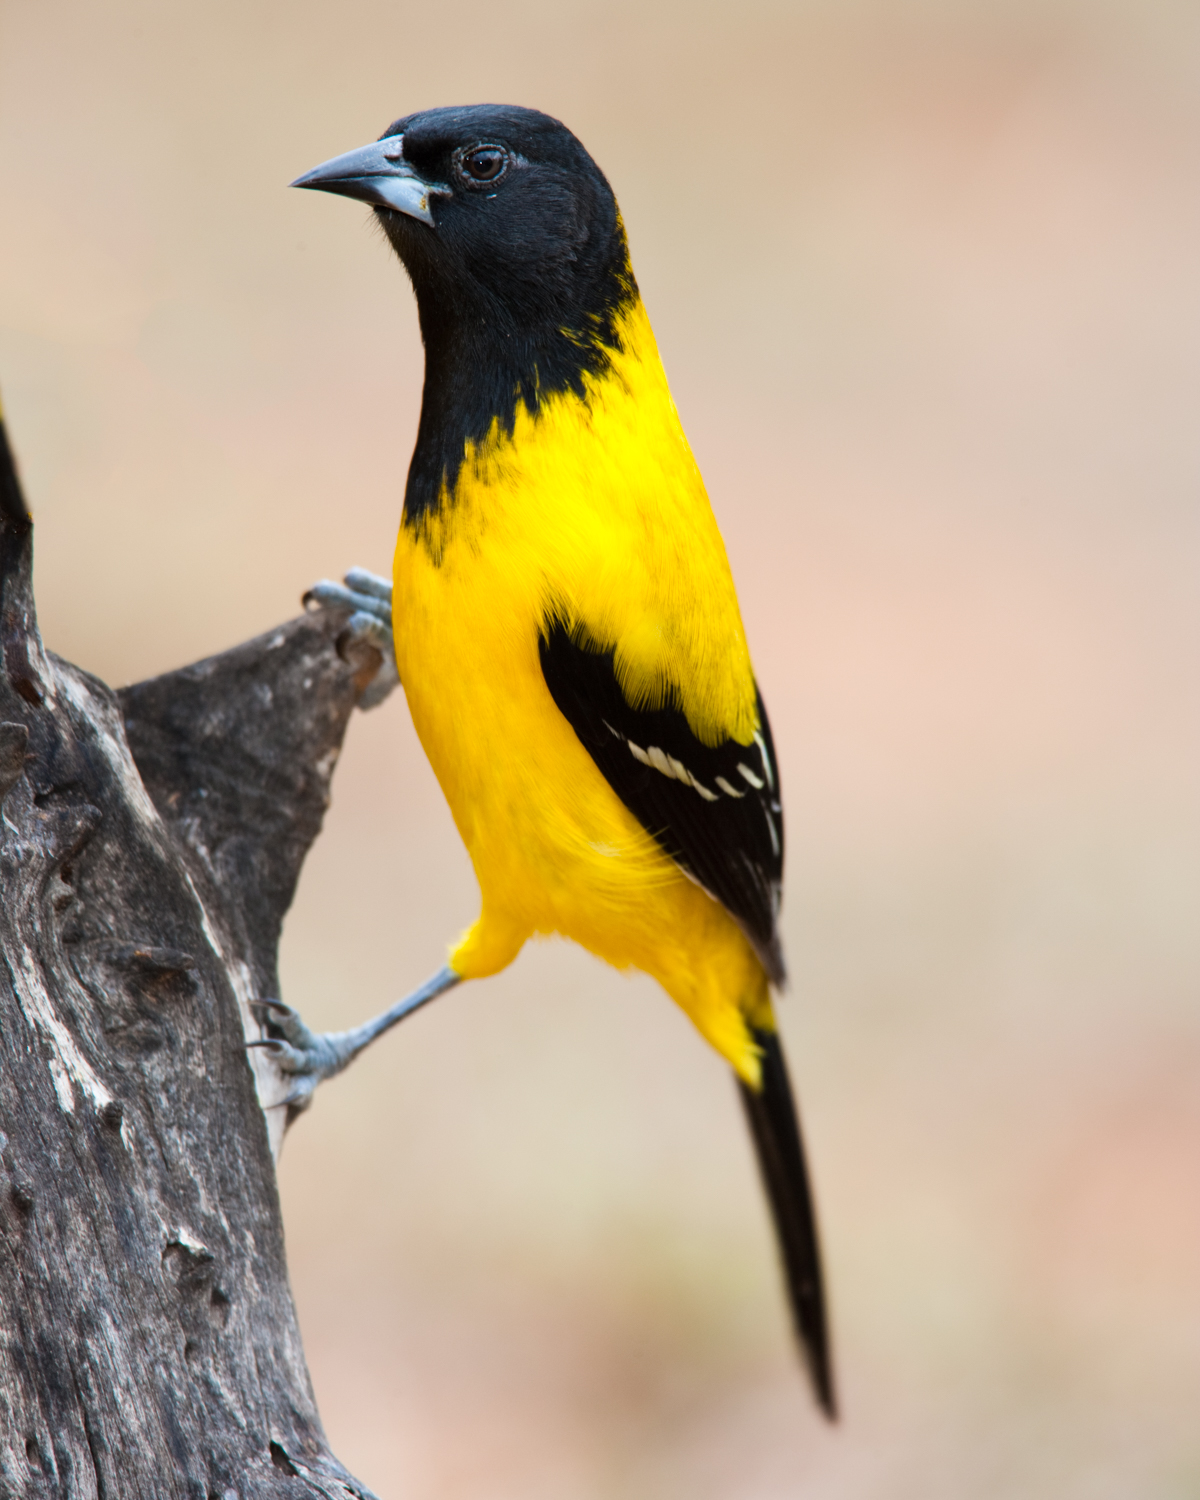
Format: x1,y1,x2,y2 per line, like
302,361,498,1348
271,104,838,1420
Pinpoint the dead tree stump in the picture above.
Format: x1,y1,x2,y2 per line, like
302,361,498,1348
0,410,385,1498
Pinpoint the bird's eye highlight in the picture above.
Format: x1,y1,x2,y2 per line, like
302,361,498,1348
460,146,508,183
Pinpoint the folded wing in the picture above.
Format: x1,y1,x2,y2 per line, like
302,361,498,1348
539,621,784,984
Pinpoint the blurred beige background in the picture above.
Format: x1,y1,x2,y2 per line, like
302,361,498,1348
3,0,1198,1494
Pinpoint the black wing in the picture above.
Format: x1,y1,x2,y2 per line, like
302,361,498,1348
539,622,785,984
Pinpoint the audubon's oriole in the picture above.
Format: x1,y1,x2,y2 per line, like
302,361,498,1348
259,104,835,1417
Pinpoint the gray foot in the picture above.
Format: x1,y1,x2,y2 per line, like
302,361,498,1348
249,1000,347,1111
248,965,462,1111
304,567,398,709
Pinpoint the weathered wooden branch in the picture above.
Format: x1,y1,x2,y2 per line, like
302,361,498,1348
0,410,388,1498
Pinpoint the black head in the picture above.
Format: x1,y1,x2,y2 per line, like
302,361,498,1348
294,105,636,522
386,106,630,331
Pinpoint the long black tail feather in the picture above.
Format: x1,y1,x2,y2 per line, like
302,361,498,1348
738,1026,836,1419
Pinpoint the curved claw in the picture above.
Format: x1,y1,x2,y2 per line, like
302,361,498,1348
251,998,294,1025
246,1037,322,1076
263,1041,313,1074
250,998,309,1042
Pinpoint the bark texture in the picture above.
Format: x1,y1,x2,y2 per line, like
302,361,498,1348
0,412,384,1498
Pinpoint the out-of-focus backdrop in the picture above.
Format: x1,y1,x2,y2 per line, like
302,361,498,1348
3,0,1198,1494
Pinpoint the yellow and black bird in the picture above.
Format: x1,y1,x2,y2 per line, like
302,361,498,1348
259,104,835,1417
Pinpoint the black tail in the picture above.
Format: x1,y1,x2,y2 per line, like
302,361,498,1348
738,1026,836,1419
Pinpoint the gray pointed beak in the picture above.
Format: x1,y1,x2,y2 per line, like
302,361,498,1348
291,136,445,227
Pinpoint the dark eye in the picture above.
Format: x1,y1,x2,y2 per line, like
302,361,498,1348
461,146,507,183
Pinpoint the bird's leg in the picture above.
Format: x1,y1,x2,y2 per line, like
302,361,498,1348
304,567,398,709
249,966,462,1110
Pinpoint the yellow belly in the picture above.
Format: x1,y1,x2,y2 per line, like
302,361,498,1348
392,298,772,1081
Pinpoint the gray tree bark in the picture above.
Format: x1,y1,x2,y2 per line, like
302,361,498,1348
0,411,385,1498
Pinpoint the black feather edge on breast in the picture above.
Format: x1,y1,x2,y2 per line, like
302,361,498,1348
539,622,785,985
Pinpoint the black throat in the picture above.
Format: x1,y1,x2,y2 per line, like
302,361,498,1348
381,210,637,529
